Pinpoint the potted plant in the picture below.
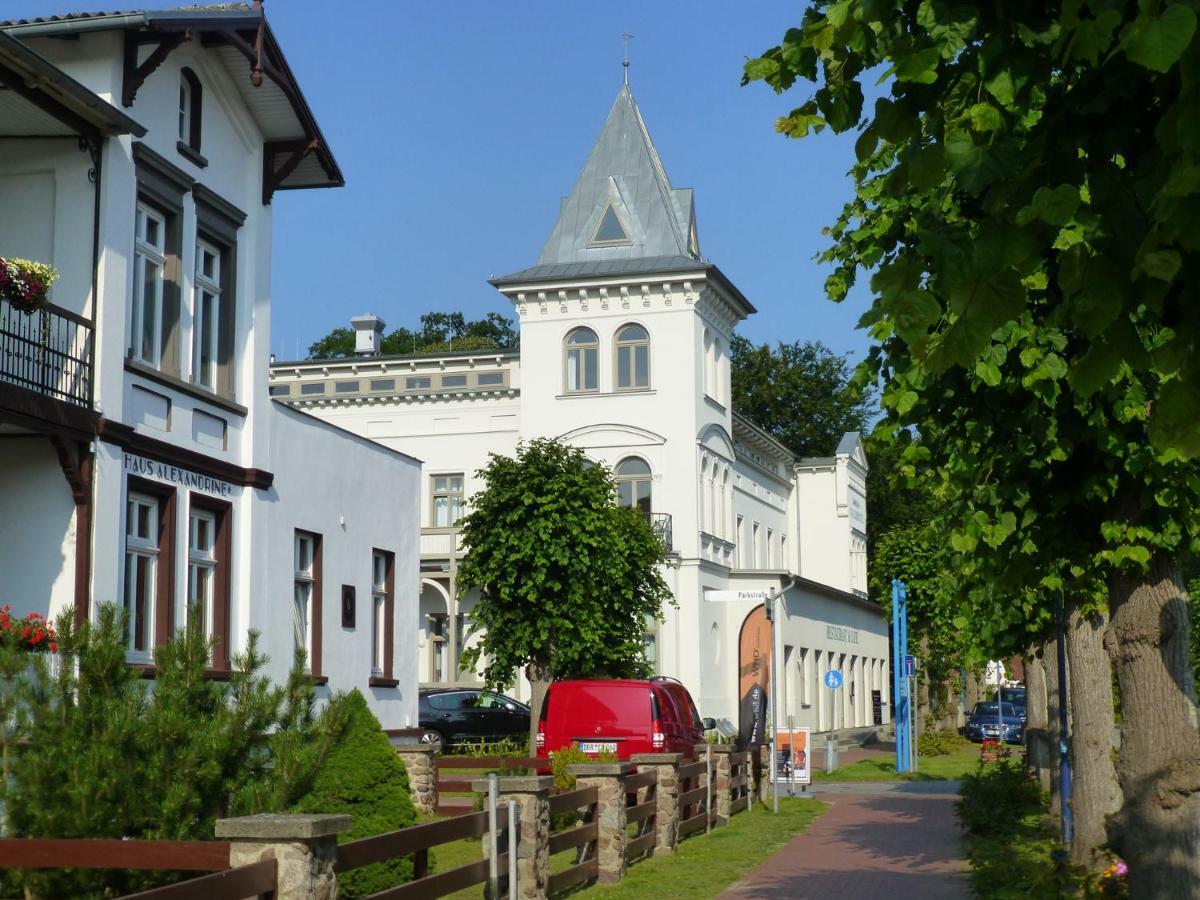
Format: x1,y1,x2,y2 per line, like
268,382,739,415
0,257,58,313
980,737,1001,763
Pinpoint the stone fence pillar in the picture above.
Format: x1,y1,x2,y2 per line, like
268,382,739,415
569,762,631,883
759,744,772,803
395,744,437,815
629,753,681,856
473,775,553,900
708,744,734,825
215,813,351,900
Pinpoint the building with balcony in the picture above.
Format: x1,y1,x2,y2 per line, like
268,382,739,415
0,7,420,730
269,81,888,735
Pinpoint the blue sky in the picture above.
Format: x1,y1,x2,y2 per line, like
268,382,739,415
10,1,875,363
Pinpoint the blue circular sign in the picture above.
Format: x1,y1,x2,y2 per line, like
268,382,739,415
824,670,843,690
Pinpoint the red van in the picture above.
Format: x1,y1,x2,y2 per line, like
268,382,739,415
536,677,714,760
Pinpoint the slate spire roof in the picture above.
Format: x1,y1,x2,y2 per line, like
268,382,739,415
538,82,699,267
491,82,754,316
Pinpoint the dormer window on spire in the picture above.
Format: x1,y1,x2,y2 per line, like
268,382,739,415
590,204,631,246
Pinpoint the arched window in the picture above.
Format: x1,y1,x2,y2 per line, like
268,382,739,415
616,457,652,514
614,323,650,390
563,327,598,393
178,68,203,155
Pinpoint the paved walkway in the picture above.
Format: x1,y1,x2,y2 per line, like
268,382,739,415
722,779,969,899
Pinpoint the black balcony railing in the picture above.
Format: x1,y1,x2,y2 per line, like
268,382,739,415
0,298,94,407
645,511,673,553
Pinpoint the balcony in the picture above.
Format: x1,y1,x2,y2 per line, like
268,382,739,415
645,511,673,553
420,527,465,560
1,299,94,409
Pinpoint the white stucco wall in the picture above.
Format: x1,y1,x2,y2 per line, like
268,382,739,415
262,403,421,729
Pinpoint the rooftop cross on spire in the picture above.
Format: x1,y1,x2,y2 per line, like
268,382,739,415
622,32,633,85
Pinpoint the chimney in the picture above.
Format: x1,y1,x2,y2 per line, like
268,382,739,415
350,313,386,356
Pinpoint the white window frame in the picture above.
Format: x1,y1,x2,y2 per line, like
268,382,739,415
614,323,650,391
187,507,217,652
752,522,760,569
563,327,599,393
735,514,744,566
123,492,158,661
294,532,315,671
371,551,388,675
431,473,465,527
178,75,191,143
192,238,221,390
132,203,166,367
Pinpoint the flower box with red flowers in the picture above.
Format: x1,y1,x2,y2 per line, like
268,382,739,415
980,738,1001,763
0,257,58,314
0,606,57,653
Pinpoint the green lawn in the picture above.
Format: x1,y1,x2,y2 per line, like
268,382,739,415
419,798,825,899
813,740,1021,782
573,798,826,898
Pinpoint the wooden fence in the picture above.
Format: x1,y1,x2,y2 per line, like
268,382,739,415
546,785,599,894
624,768,658,863
0,745,762,899
334,810,508,899
435,754,541,816
0,838,274,900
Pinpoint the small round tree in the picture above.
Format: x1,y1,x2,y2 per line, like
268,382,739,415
458,438,674,747
295,689,417,897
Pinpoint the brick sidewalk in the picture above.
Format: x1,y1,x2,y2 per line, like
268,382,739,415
721,789,969,899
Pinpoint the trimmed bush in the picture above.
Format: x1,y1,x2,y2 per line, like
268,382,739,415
295,690,417,897
916,728,957,757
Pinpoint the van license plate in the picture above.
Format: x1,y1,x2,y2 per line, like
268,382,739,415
579,741,617,754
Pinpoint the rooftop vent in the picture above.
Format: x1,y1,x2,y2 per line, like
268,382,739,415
350,313,386,356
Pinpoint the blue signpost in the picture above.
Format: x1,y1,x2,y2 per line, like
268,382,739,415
892,580,912,773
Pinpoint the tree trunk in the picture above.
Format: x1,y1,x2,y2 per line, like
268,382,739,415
1104,558,1200,899
1045,636,1063,823
1026,649,1052,793
966,669,981,712
526,660,552,755
1066,605,1123,868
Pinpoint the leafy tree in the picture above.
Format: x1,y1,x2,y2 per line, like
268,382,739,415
458,439,674,745
2,604,348,898
306,312,519,360
295,690,417,897
744,3,1200,889
730,336,873,457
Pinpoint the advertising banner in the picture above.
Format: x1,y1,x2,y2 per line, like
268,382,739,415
737,605,771,751
772,727,811,785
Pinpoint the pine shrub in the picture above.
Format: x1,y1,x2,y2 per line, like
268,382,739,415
294,689,417,897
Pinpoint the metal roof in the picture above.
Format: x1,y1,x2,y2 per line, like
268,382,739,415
1,5,342,194
536,83,700,268
0,29,146,138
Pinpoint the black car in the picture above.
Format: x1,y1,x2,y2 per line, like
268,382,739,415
418,688,530,753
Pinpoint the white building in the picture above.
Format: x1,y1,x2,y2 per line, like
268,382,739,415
0,7,419,729
270,83,890,735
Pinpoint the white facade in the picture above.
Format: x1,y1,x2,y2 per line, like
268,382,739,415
270,85,888,734
0,11,418,729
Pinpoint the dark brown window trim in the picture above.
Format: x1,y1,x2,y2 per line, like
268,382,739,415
128,664,234,681
296,530,323,679
176,141,208,169
127,475,176,650
190,495,232,670
368,676,400,688
98,417,273,490
194,184,247,232
380,548,395,680
125,360,248,416
133,142,194,199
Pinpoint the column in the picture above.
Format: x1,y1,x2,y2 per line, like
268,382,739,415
395,744,437,815
629,753,681,855
216,813,350,900
707,745,734,826
473,775,553,900
570,763,630,883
